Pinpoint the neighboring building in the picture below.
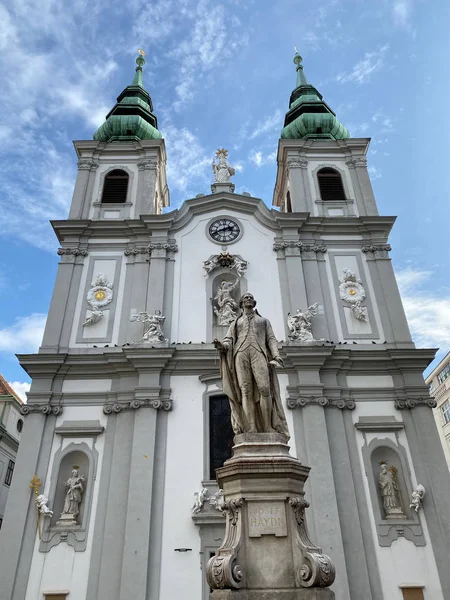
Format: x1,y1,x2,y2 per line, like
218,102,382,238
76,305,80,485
0,375,23,529
426,352,450,469
1,52,450,600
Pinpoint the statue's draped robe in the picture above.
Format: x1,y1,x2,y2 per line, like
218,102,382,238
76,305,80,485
220,312,289,438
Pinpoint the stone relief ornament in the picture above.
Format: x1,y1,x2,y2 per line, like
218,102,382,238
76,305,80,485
192,488,209,514
36,494,53,518
212,148,235,183
289,497,336,588
20,403,63,416
83,273,113,326
131,310,168,344
410,484,426,512
209,489,225,512
338,269,367,321
206,498,245,590
203,251,248,277
56,468,86,527
287,303,323,343
378,463,406,520
214,279,239,326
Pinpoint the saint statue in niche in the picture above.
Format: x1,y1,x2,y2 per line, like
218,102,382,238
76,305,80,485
378,463,406,520
213,279,239,326
56,468,86,526
214,293,289,438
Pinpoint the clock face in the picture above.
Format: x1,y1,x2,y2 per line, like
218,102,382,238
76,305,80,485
208,218,241,243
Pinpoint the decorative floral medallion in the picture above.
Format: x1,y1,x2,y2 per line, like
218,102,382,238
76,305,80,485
83,273,113,326
338,269,366,304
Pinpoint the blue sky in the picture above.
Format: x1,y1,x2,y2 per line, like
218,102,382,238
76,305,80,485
1,0,449,399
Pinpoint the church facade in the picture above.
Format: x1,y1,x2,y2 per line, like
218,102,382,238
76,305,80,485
1,52,450,600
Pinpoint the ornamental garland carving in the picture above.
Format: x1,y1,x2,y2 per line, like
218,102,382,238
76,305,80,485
57,248,88,264
273,241,327,259
77,159,99,171
338,269,368,321
362,243,391,260
285,157,308,178
83,274,113,326
20,404,63,416
395,397,437,410
137,158,159,171
286,396,356,410
345,157,368,168
124,243,178,262
203,252,247,277
289,497,336,588
103,397,173,414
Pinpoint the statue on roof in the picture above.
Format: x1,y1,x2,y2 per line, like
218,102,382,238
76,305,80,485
212,148,235,183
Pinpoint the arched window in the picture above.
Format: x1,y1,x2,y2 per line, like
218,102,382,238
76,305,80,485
286,190,292,213
317,167,346,201
101,169,129,203
209,395,234,480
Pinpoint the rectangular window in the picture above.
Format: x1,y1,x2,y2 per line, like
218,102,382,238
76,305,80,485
401,587,424,600
438,363,450,385
209,395,234,480
442,401,450,425
4,459,14,487
429,381,435,395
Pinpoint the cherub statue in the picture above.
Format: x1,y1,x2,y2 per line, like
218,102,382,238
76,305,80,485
212,148,235,183
287,303,320,342
192,487,209,514
410,484,426,513
36,494,53,517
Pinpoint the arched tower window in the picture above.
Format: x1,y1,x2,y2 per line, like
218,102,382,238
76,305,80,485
317,167,346,201
286,190,292,213
101,169,129,203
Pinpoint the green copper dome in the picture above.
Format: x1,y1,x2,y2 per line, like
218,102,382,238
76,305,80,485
281,52,349,140
94,53,162,142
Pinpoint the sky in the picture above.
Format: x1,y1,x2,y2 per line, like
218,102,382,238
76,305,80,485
0,0,449,400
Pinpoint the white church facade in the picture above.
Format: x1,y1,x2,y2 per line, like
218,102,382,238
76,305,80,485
1,52,449,600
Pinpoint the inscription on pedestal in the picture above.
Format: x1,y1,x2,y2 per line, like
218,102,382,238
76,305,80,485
248,501,287,537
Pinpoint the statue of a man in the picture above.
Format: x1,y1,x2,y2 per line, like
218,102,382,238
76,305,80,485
214,293,289,437
379,464,405,519
61,469,85,519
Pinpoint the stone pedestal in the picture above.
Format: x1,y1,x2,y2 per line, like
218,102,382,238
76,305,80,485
211,182,235,194
207,434,335,599
55,513,78,527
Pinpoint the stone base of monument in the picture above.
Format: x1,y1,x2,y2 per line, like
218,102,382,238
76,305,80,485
206,433,335,599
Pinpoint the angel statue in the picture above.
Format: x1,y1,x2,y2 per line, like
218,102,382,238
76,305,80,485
36,494,53,517
131,310,167,344
212,148,235,183
287,303,320,342
213,279,239,326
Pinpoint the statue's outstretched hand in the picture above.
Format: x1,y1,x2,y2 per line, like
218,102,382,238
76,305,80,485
213,339,228,352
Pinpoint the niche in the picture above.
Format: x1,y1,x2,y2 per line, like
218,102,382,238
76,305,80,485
371,445,412,521
50,450,89,527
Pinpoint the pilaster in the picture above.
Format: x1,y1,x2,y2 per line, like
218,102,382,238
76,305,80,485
136,157,159,214
345,157,378,216
69,159,99,219
286,157,311,212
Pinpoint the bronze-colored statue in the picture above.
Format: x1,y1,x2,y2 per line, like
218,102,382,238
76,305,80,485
214,293,289,437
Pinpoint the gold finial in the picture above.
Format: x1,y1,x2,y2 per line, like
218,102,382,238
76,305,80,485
138,48,146,56
215,148,228,159
30,474,42,494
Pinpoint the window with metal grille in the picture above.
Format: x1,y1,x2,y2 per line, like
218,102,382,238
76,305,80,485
209,395,234,480
101,169,129,203
442,401,450,425
317,167,346,201
438,363,450,385
4,459,15,487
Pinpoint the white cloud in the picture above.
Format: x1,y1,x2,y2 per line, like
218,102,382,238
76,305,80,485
248,150,277,168
250,110,283,140
0,313,47,353
336,44,389,84
396,268,450,349
9,381,30,402
392,0,416,28
368,165,382,180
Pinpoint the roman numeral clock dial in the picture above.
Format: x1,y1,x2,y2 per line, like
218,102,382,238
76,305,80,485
208,218,241,243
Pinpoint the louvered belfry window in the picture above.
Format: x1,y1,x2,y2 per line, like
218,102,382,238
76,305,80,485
101,169,129,203
317,167,346,201
209,395,234,480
